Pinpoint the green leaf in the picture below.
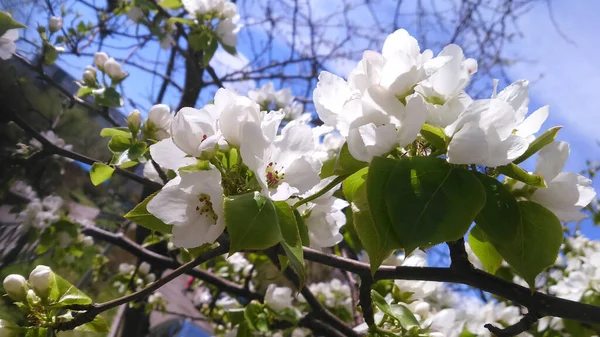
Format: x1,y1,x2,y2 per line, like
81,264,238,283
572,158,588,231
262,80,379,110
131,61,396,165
320,157,336,178
225,192,281,253
244,301,268,332
221,42,237,55
167,17,195,26
90,163,115,186
496,163,546,188
420,124,448,151
203,38,218,66
294,209,310,247
43,44,58,66
124,192,173,234
25,327,48,337
371,289,419,329
48,273,92,307
127,142,147,161
236,322,253,337
513,126,562,165
342,167,368,203
100,127,131,138
157,0,182,9
94,87,124,108
468,226,503,274
108,134,133,153
76,86,94,98
189,29,212,51
375,156,486,253
352,179,398,274
275,201,305,289
488,201,563,289
473,173,520,242
74,315,109,332
0,11,26,36
334,142,368,176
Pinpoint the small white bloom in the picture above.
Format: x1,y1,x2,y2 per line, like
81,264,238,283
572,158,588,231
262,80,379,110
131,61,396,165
94,52,109,70
147,170,225,248
530,141,596,222
445,80,548,167
103,57,127,81
241,121,321,201
298,177,348,249
394,251,439,300
248,82,274,106
216,15,241,48
170,106,221,158
146,104,172,140
49,16,63,33
119,263,134,275
264,284,293,311
82,236,94,246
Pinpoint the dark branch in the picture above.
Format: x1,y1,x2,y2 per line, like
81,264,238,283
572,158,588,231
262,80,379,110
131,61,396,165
484,311,540,336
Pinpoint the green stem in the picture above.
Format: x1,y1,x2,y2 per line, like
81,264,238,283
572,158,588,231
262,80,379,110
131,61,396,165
292,175,347,209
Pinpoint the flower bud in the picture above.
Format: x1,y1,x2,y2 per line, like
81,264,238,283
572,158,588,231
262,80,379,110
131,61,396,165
82,236,94,247
138,262,151,275
127,110,142,134
0,319,18,337
49,16,63,33
103,57,126,81
94,52,109,70
82,65,97,86
2,274,28,302
28,265,53,299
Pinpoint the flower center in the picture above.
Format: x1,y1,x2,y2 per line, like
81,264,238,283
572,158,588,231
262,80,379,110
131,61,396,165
266,162,285,187
195,194,218,223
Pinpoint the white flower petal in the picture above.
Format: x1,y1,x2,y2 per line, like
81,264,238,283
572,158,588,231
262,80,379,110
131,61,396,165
150,138,196,171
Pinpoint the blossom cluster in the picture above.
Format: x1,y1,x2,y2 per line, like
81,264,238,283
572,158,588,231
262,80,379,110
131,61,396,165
182,0,241,47
113,262,156,294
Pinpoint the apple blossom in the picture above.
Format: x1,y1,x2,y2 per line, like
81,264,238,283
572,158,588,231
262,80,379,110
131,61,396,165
240,121,321,201
530,141,596,222
170,107,221,158
49,16,62,32
127,110,142,134
138,262,151,275
445,80,548,167
3,274,28,301
216,15,241,48
144,104,172,140
264,284,293,311
296,177,348,249
394,251,439,300
147,170,225,248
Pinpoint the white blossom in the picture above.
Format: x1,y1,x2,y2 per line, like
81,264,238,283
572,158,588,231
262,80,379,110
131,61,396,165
147,170,225,248
0,13,18,60
264,284,293,311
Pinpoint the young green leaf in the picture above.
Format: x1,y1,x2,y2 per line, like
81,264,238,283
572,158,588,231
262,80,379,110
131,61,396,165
513,126,562,165
473,172,521,242
94,87,124,108
488,201,563,289
468,226,503,274
0,11,26,36
342,167,368,203
334,142,368,176
377,156,486,253
244,301,269,332
496,163,546,188
100,127,131,138
371,289,419,328
275,201,306,288
124,192,173,234
225,191,282,254
203,38,218,66
48,273,92,307
74,316,109,332
420,124,448,151
157,0,182,9
90,163,114,186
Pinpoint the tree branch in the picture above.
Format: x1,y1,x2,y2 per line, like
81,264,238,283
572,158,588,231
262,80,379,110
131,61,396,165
484,311,540,336
56,244,229,331
301,247,600,326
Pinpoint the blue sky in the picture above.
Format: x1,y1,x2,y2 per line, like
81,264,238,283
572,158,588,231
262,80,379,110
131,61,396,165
9,0,600,237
